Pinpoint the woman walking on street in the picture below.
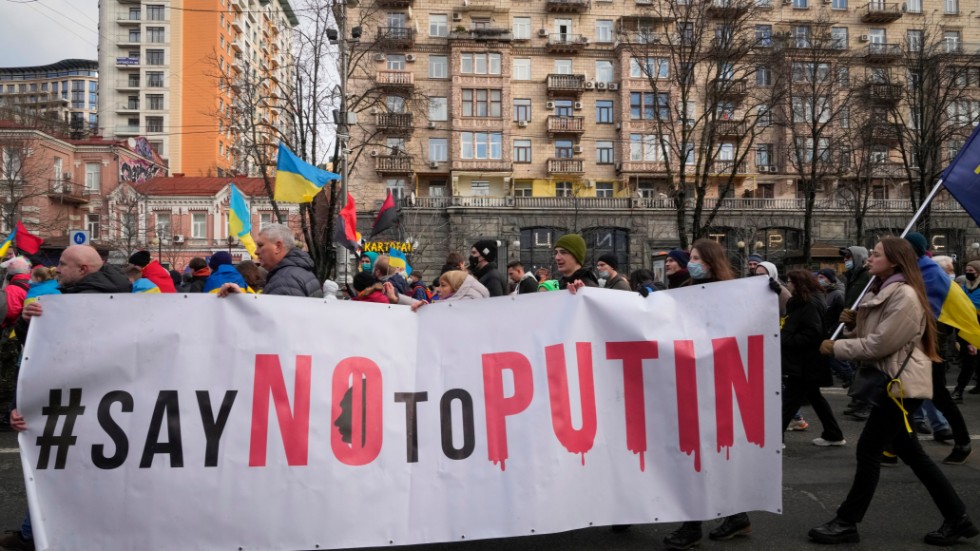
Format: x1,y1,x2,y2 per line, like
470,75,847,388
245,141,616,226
809,237,978,546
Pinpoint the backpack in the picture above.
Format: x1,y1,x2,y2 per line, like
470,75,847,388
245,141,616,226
410,282,433,302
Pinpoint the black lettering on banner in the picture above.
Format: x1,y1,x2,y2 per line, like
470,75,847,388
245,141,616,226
139,391,184,468
440,389,475,460
394,392,428,463
196,390,237,467
91,391,133,469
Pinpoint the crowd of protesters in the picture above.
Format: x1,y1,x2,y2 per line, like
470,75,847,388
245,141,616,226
0,223,979,550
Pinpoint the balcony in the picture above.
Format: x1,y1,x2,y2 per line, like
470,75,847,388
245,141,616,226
117,102,140,113
374,155,414,174
862,82,902,103
939,42,980,57
546,73,587,96
546,0,589,12
546,115,585,135
617,160,668,174
376,26,415,49
547,34,588,53
860,2,903,23
116,34,141,47
451,159,512,171
709,78,748,98
710,160,748,174
376,0,413,6
47,181,90,205
115,124,141,135
451,27,513,41
231,38,244,53
547,158,585,174
116,14,142,25
869,122,902,142
231,17,243,32
710,119,746,137
116,78,141,90
864,43,902,62
707,0,750,17
376,112,414,135
374,70,414,89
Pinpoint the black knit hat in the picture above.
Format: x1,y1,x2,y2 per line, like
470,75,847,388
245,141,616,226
667,249,690,269
128,250,151,267
472,239,497,263
817,268,837,283
597,253,619,271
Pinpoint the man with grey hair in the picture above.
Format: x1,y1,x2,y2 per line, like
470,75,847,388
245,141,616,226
218,223,322,297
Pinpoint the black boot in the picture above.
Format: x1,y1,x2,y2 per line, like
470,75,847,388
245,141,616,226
952,389,964,403
924,514,980,546
809,517,860,544
663,521,702,551
709,513,751,540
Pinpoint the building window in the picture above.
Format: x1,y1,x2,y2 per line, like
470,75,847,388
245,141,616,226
462,89,502,117
514,139,532,163
630,134,669,161
513,17,531,39
387,178,407,199
595,60,614,83
191,213,207,239
596,182,614,197
386,54,406,71
386,95,405,113
428,55,448,78
944,31,961,53
832,0,847,7
908,29,923,51
555,139,574,158
147,94,164,110
147,5,165,20
514,98,531,122
461,132,503,159
129,7,141,19
554,59,573,75
945,0,958,14
128,73,140,87
429,181,446,196
756,65,772,86
630,92,669,120
144,116,163,133
596,100,614,123
758,105,771,127
147,72,164,87
429,14,448,37
460,52,501,75
831,27,847,49
793,0,808,7
147,27,165,43
84,163,100,193
755,25,772,47
514,181,533,197
630,57,668,79
146,49,165,65
129,29,141,42
429,138,448,161
906,0,921,11
792,25,811,48
86,214,100,239
596,20,613,43
596,141,614,164
756,144,773,169
429,97,447,120
127,95,139,109
513,58,531,80
471,181,490,196
555,182,573,197
260,213,273,229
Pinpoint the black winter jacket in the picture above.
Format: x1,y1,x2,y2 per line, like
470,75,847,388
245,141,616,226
781,295,831,385
473,262,507,297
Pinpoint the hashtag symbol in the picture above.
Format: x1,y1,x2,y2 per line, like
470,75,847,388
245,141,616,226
36,388,85,470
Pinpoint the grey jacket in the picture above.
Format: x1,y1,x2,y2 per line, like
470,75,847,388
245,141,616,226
263,249,324,297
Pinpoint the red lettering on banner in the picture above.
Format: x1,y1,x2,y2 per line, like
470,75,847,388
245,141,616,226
673,340,702,472
713,335,766,457
331,358,384,466
545,343,597,465
483,352,534,471
248,355,312,467
606,341,658,472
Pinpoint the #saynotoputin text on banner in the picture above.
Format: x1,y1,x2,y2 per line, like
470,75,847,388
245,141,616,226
18,279,782,551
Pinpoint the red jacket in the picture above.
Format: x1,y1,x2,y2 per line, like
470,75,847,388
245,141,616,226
141,260,176,293
3,273,30,327
353,285,389,304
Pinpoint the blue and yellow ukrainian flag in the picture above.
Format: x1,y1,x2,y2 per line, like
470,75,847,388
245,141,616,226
228,183,257,257
0,227,15,258
388,248,412,276
274,143,340,203
921,258,980,347
943,123,980,226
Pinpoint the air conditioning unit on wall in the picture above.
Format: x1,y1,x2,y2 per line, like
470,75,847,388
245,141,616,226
173,235,185,244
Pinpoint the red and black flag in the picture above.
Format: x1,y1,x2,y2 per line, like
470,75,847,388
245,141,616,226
369,189,399,238
334,193,361,252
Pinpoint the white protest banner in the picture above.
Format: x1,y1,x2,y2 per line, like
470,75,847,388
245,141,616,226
18,278,782,550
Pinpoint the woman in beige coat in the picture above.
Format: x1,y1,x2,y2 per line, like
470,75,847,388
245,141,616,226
808,236,977,546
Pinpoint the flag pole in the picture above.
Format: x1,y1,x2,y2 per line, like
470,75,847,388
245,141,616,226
830,178,946,339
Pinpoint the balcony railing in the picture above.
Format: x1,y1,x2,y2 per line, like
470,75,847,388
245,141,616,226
861,2,903,23
375,0,413,7
546,115,585,134
864,43,902,59
711,119,746,136
546,0,589,12
47,181,90,204
376,112,414,134
375,70,415,87
710,78,748,97
547,34,588,53
710,160,748,174
374,155,414,173
864,82,902,102
377,26,415,48
546,73,587,94
547,158,585,173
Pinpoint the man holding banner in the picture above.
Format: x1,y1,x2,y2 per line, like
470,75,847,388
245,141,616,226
218,223,321,298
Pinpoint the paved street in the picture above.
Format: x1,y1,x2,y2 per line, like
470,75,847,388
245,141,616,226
3,387,980,550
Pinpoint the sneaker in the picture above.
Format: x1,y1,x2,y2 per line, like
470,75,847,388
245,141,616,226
709,513,752,540
0,530,34,551
934,428,955,444
914,420,933,435
943,444,972,465
881,453,899,467
788,419,809,431
663,522,703,551
813,437,847,447
924,514,980,546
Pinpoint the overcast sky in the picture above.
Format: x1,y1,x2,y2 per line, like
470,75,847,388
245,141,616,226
0,0,99,67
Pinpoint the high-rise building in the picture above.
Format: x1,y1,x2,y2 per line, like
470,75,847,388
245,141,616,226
344,0,980,274
98,0,297,177
0,60,99,132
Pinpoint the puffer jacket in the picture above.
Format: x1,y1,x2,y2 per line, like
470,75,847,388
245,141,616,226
263,248,323,297
832,276,933,399
444,275,489,302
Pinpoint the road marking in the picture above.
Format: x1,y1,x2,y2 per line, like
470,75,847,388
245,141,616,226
0,448,19,454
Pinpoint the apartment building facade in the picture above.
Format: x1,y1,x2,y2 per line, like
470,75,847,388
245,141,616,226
98,0,297,177
0,60,99,132
345,0,980,275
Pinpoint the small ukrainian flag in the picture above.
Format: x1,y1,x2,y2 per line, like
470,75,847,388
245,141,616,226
274,143,340,203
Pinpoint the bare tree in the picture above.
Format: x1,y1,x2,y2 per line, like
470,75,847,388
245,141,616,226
104,185,146,260
0,131,72,235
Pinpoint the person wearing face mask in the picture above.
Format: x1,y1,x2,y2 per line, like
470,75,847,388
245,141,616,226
596,253,630,291
468,239,507,297
954,260,980,399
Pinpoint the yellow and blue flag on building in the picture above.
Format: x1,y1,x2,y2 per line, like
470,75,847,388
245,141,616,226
274,143,340,203
0,227,16,258
920,256,980,347
228,183,257,257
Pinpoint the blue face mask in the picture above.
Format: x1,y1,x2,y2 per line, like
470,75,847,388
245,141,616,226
844,260,854,271
687,261,708,280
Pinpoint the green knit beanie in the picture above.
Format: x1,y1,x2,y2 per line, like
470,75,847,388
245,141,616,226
555,233,586,265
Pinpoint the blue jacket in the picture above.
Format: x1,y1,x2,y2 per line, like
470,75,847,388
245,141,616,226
204,264,247,293
25,279,60,305
962,281,980,310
